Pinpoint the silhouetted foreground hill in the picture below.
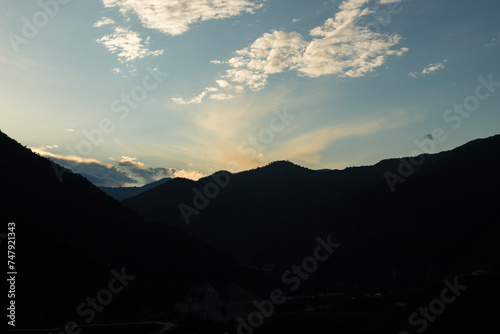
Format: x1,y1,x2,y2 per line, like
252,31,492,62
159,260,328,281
123,159,412,262
125,135,500,292
122,136,500,333
3,129,500,333
0,130,272,329
99,177,171,200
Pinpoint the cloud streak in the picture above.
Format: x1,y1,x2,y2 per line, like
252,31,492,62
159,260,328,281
410,59,447,78
483,37,498,48
273,110,414,164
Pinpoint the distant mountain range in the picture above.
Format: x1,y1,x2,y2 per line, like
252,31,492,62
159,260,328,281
2,129,500,333
0,130,272,328
100,177,171,200
124,135,500,293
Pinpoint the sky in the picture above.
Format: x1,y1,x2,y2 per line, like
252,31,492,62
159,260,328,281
1,0,499,187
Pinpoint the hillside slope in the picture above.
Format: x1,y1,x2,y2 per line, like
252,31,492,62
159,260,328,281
0,130,271,328
125,135,500,293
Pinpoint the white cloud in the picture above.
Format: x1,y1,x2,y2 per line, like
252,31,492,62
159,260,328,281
410,59,447,78
174,30,307,103
117,156,204,182
94,17,116,27
32,148,136,187
337,0,372,11
32,147,109,165
210,93,234,100
298,0,407,78
175,0,408,103
33,148,204,186
118,155,145,168
102,0,263,36
421,60,447,75
97,27,163,63
216,79,231,88
223,30,307,91
484,38,498,48
172,87,219,104
379,0,401,4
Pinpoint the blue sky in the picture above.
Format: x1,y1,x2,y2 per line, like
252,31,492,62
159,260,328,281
1,0,499,186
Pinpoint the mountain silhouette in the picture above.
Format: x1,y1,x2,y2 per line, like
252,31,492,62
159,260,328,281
0,130,271,328
3,128,500,333
123,153,435,266
100,177,171,200
125,135,500,292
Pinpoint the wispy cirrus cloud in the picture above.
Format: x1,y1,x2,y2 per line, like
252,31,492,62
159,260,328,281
483,39,497,48
273,111,411,164
483,35,499,48
175,97,419,171
210,93,234,101
97,26,163,63
409,59,447,78
173,0,408,104
102,0,264,36
421,60,447,75
172,87,219,105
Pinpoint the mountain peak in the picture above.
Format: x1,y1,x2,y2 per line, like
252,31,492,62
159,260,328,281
264,160,308,170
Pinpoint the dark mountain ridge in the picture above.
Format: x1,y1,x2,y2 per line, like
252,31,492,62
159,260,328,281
2,129,500,333
0,130,272,328
124,147,442,265
125,135,500,294
99,177,171,200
